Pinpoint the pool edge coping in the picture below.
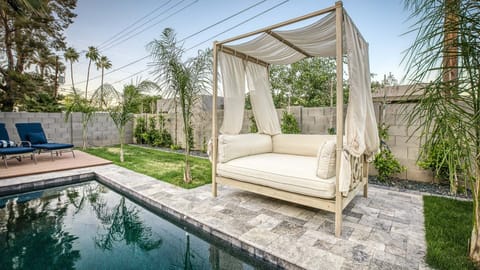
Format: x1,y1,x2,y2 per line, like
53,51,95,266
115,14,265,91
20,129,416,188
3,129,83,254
0,167,304,270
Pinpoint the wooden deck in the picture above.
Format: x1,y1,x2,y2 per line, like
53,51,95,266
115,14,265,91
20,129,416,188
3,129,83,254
0,150,112,179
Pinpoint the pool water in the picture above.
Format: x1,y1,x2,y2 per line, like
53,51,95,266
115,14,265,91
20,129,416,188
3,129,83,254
0,181,274,270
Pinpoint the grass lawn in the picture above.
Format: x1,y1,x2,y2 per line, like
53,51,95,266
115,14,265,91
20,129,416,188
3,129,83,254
83,144,211,189
423,196,476,269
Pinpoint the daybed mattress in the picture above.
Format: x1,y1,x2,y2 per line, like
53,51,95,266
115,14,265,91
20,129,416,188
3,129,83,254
217,153,336,199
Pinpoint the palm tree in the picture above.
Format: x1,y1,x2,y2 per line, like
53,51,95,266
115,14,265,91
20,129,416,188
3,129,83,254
148,28,212,183
96,55,112,109
64,47,79,94
109,84,141,162
85,46,100,99
403,0,480,262
64,93,96,150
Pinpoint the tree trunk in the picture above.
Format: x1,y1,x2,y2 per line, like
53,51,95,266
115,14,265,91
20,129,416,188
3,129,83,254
119,127,125,162
174,98,178,145
70,62,75,93
101,68,104,110
85,60,92,99
470,168,480,262
54,56,59,98
82,113,88,150
442,0,459,84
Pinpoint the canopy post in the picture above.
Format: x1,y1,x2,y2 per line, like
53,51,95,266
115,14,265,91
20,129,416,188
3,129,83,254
212,41,219,197
334,0,344,237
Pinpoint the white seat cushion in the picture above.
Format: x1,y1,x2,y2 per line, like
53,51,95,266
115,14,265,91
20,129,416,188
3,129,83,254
217,153,335,199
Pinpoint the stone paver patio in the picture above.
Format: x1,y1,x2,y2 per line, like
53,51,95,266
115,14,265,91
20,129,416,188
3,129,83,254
0,164,429,269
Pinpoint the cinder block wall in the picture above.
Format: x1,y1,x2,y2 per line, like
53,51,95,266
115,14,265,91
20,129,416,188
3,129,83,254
373,103,433,182
134,102,432,182
0,112,133,147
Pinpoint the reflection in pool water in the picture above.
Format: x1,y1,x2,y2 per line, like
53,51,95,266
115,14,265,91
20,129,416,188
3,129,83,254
0,181,272,269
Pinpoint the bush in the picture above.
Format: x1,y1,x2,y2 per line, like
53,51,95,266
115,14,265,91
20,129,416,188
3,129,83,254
145,117,159,145
134,117,147,144
281,111,300,134
249,115,258,133
373,124,405,181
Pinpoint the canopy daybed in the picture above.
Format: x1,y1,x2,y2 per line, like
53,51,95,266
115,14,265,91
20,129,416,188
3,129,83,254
210,1,379,236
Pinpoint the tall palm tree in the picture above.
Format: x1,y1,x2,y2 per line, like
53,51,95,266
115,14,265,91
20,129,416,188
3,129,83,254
85,46,100,99
148,28,212,183
403,0,480,262
64,47,79,94
95,55,112,109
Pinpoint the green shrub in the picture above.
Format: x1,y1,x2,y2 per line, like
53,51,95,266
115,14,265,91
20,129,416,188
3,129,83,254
373,124,405,181
170,144,181,150
249,115,258,133
187,125,194,149
145,117,159,145
281,111,300,134
417,140,451,182
134,117,147,144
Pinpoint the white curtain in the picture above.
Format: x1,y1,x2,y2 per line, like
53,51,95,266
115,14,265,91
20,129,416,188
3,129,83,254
219,52,246,135
338,13,380,193
246,62,281,135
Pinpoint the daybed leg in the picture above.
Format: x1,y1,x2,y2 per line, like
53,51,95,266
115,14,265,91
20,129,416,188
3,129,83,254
3,156,7,168
50,151,54,161
335,205,342,237
363,159,369,198
363,181,368,198
212,175,217,197
32,153,37,164
72,150,76,159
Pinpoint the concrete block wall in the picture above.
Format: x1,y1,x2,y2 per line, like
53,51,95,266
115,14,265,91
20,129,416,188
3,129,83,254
374,103,433,182
0,112,133,147
134,103,432,182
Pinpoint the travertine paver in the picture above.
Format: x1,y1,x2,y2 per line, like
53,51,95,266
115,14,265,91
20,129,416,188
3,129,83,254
0,164,430,269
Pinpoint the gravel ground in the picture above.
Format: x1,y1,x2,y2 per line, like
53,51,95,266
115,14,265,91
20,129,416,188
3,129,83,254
369,176,472,200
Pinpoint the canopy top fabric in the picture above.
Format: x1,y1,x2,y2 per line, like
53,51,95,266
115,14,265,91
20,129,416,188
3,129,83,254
218,10,363,65
214,2,379,193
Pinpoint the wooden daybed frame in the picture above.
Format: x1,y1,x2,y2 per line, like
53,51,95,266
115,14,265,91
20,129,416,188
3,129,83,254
210,1,372,237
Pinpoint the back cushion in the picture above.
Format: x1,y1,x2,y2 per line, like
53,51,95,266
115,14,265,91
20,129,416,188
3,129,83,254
272,134,336,157
317,140,337,179
218,134,272,163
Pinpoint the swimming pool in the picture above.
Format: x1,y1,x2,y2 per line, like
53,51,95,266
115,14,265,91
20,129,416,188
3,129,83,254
0,180,275,269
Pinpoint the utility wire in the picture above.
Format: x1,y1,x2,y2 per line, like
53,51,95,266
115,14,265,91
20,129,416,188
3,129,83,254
97,0,173,48
100,0,196,51
66,0,286,87
178,0,267,43
186,0,289,51
109,0,269,85
68,1,196,86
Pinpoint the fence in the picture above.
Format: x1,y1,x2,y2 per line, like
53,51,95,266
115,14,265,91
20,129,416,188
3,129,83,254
0,112,133,147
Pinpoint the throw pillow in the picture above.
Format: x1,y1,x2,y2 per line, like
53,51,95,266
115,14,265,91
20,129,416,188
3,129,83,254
0,140,15,148
316,140,336,179
28,132,47,144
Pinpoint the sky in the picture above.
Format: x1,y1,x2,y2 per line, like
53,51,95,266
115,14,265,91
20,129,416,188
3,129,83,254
63,0,414,95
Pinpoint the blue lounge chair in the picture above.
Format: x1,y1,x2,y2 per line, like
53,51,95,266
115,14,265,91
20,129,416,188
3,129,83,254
0,123,36,168
15,122,75,161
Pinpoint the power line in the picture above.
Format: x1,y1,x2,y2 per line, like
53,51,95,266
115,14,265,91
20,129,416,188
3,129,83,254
110,0,272,85
67,1,197,86
186,0,290,51
178,0,267,43
97,0,173,48
100,0,196,51
66,0,287,87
